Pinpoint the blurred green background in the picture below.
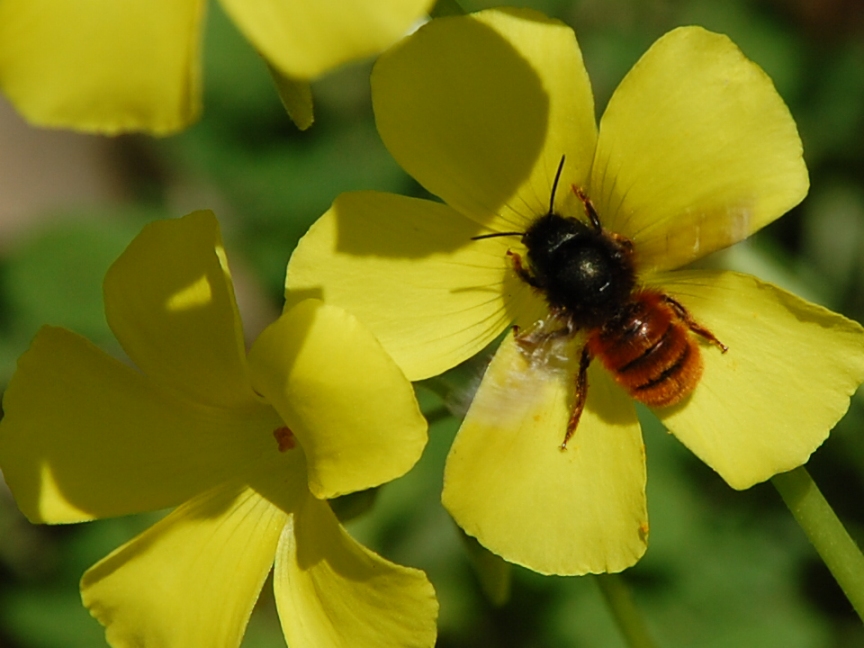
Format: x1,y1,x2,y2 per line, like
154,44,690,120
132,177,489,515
2,0,864,645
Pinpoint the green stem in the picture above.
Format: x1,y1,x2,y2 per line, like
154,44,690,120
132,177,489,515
772,466,864,620
594,573,659,648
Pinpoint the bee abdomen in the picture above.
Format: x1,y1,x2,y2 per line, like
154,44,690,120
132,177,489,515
588,295,703,408
627,330,702,407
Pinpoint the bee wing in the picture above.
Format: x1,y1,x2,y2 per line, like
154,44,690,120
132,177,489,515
628,203,756,273
442,333,648,576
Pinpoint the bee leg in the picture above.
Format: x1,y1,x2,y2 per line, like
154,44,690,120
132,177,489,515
514,309,577,356
506,250,543,288
562,345,592,451
662,295,729,353
571,185,603,232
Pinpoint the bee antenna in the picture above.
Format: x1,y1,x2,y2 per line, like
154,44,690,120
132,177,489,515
549,155,566,215
471,230,523,241
472,155,567,242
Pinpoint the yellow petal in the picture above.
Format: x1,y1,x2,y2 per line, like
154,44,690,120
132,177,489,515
268,63,314,130
0,326,281,523
82,484,287,647
221,0,434,80
372,8,597,230
0,0,202,134
591,26,808,272
442,334,647,576
653,270,864,489
275,494,438,648
287,191,539,380
104,211,256,410
248,300,427,499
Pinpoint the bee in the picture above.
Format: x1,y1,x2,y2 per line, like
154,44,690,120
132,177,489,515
474,158,727,449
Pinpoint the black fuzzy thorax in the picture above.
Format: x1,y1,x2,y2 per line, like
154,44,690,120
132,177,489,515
522,212,636,329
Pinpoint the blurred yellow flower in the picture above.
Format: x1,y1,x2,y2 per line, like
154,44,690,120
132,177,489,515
0,0,433,134
0,212,437,647
286,9,864,575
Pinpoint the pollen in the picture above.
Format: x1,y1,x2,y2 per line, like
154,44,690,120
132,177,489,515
638,522,650,542
273,426,297,452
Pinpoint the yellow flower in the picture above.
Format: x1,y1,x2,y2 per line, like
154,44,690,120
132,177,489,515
0,0,433,134
0,212,437,646
286,9,864,576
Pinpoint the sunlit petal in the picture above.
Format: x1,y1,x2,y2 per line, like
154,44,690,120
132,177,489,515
591,26,808,271
248,300,427,499
82,483,287,647
372,8,596,231
653,271,864,489
104,211,256,409
287,191,540,380
442,334,647,575
0,326,280,523
0,0,202,134
221,0,433,80
275,494,438,648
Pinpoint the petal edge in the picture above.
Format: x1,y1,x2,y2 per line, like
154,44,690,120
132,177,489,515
655,271,864,489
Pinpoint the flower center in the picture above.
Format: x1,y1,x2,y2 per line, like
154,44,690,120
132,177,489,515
273,426,296,452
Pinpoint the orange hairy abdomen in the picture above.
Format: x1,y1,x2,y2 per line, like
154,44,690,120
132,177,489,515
587,290,703,407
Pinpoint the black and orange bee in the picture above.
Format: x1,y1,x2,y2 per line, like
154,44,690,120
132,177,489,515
475,158,728,449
